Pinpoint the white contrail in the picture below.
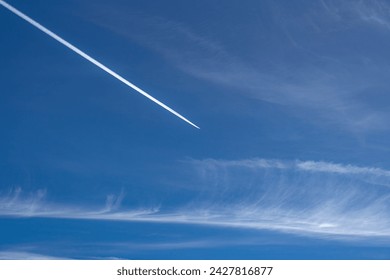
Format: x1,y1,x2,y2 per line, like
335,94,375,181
0,0,200,129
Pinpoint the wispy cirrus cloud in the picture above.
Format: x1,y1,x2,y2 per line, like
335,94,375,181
106,240,221,251
0,250,64,260
320,0,390,29
82,1,390,132
1,159,390,240
194,158,390,177
0,187,158,219
184,158,390,238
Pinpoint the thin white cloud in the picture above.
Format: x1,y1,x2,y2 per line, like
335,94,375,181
351,0,390,29
1,159,390,241
0,251,64,260
191,158,390,177
84,2,390,132
189,158,390,178
0,187,158,219
184,158,390,238
102,188,126,213
296,161,390,177
109,240,219,251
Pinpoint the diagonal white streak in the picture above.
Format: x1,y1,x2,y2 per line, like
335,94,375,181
0,0,199,129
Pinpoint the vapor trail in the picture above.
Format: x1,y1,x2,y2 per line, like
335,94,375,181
0,0,199,129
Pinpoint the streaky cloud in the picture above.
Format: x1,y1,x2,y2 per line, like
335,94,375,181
296,161,390,177
0,0,199,129
190,158,390,177
0,250,64,260
109,240,219,251
1,157,390,242
89,1,390,132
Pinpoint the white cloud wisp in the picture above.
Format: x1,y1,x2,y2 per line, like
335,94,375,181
1,159,390,241
86,0,390,132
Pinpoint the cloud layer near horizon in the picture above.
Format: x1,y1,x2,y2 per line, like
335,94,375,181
1,159,390,241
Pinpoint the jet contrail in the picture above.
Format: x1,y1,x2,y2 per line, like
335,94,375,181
0,0,200,129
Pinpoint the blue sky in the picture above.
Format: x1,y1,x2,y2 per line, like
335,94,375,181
1,0,390,259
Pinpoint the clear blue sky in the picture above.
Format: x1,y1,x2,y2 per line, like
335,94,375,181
1,0,390,259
